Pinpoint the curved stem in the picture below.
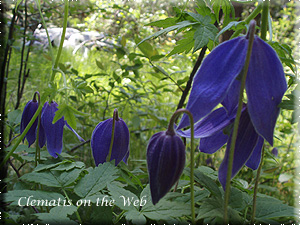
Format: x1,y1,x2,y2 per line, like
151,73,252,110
250,145,265,224
106,109,119,162
223,20,256,224
167,109,195,224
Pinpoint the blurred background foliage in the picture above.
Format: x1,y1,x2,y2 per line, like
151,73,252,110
3,0,299,214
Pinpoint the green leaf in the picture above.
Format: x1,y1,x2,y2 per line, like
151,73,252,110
135,37,158,59
193,22,218,52
146,17,178,28
96,59,105,70
35,206,78,225
255,196,296,219
107,183,139,211
168,31,195,57
278,99,294,110
5,190,64,206
7,109,22,126
191,168,222,198
74,162,118,198
20,169,83,188
215,21,246,41
138,21,198,46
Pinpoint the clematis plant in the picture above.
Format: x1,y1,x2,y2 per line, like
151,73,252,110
20,93,85,158
177,20,287,188
91,108,130,166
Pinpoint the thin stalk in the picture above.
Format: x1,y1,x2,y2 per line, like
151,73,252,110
223,20,256,224
62,189,82,224
34,92,41,167
0,104,43,168
231,3,263,39
260,1,269,41
250,146,265,224
167,109,195,224
106,109,119,162
51,0,69,82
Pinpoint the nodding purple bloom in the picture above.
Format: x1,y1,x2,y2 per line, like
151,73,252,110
91,110,130,166
147,131,185,205
40,101,85,158
20,99,45,147
176,32,287,189
178,35,287,147
21,100,84,158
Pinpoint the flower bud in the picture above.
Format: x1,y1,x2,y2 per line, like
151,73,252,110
91,110,130,166
147,131,185,205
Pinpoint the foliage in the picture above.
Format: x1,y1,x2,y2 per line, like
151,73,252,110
2,0,298,224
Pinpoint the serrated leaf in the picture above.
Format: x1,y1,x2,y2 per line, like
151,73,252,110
74,163,118,198
193,23,218,52
146,17,178,28
168,31,195,57
255,196,296,219
216,21,246,41
5,190,64,206
7,109,22,126
53,103,79,129
138,21,198,46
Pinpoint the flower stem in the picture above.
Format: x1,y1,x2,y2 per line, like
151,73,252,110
62,188,82,224
223,20,256,224
231,3,262,39
168,109,195,224
260,1,269,41
106,109,119,162
34,91,41,167
250,145,265,224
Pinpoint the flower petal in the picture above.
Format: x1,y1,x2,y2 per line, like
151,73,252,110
177,107,232,138
218,109,259,190
245,136,264,170
65,122,85,142
221,79,241,116
20,100,39,147
199,130,228,154
91,118,130,166
41,102,65,158
246,36,287,146
178,37,248,129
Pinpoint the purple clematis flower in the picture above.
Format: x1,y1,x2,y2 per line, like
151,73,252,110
177,35,287,147
20,99,46,147
147,130,185,205
21,100,85,158
91,109,130,166
41,101,85,158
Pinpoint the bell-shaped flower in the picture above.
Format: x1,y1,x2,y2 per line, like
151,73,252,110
147,130,186,205
20,99,46,147
177,102,264,189
91,109,130,166
178,34,287,147
41,101,85,158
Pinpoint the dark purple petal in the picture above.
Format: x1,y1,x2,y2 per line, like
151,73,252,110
221,79,241,116
177,107,232,138
178,37,248,129
245,136,264,170
20,100,39,147
122,151,129,164
41,102,65,158
271,147,278,157
218,109,259,190
65,122,85,142
246,36,287,146
147,131,185,205
199,130,228,154
91,118,130,166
